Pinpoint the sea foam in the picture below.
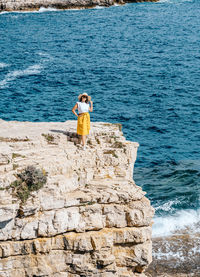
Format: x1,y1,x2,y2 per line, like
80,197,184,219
0,62,10,69
0,7,58,15
38,7,59,12
152,208,200,237
0,64,42,89
154,199,181,212
158,0,193,3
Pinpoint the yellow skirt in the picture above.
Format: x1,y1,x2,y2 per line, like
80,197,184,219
77,112,90,136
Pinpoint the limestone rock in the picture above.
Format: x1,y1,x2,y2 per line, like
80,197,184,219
0,120,154,276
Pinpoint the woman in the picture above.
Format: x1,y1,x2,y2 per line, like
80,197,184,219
72,92,93,150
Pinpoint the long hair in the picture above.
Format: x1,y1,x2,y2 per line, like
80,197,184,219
80,96,89,103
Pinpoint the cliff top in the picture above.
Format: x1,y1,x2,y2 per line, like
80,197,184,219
0,119,154,277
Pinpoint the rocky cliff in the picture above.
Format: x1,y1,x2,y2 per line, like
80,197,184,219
0,119,154,277
0,0,159,12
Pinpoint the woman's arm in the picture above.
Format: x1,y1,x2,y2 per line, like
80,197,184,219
89,101,93,112
72,103,78,117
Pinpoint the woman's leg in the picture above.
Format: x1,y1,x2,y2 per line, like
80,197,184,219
81,135,86,146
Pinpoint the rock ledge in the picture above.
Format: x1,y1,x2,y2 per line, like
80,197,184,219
0,120,154,277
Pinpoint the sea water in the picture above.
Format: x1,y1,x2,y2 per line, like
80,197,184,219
0,0,199,254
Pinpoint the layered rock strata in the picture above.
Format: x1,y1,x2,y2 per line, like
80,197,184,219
0,0,159,12
0,119,154,277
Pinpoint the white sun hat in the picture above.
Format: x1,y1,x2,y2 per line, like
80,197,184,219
78,92,91,101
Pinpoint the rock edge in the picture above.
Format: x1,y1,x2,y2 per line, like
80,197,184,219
0,120,154,277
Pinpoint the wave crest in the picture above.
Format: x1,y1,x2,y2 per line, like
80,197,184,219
153,208,200,237
0,62,10,69
0,64,42,89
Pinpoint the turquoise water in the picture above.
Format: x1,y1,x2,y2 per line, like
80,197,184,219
0,0,200,236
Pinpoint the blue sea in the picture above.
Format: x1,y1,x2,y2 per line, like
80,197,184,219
0,0,199,244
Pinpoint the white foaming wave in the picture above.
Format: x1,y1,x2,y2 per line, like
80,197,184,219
93,6,107,9
152,208,200,237
0,11,9,15
153,245,200,261
0,7,87,15
157,0,171,2
38,7,59,12
37,52,53,62
0,64,42,88
0,5,108,14
155,199,181,212
157,0,193,3
38,52,50,57
0,7,59,15
0,10,35,15
153,249,186,261
0,62,10,69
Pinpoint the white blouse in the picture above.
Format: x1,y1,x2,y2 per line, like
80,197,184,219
77,102,89,114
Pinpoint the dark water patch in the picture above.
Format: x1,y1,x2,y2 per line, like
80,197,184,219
134,159,200,215
147,126,166,134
